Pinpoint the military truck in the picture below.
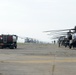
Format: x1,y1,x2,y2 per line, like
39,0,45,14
0,34,18,49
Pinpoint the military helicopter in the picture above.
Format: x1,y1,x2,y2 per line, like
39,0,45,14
49,32,70,47
44,26,76,49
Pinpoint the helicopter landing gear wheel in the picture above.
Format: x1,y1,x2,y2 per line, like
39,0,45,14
69,44,72,49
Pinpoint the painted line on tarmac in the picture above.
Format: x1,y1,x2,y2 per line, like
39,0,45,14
0,59,76,64
0,54,54,58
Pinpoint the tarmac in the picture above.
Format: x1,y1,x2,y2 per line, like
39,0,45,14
0,43,76,75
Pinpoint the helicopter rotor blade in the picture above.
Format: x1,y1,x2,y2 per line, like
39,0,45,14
43,26,76,33
43,29,72,32
47,31,69,35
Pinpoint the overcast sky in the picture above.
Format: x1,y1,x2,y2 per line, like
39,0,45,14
0,0,76,42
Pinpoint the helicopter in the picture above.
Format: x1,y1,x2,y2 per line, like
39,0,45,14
44,26,76,49
51,32,70,47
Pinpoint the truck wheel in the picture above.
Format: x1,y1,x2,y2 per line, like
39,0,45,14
10,46,14,49
0,46,3,49
15,45,17,49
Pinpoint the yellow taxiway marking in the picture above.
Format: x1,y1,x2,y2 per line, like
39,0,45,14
0,59,76,64
0,54,53,58
0,54,76,63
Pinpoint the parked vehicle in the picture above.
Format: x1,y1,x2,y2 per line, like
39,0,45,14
0,34,18,49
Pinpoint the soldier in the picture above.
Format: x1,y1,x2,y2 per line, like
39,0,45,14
54,40,56,44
